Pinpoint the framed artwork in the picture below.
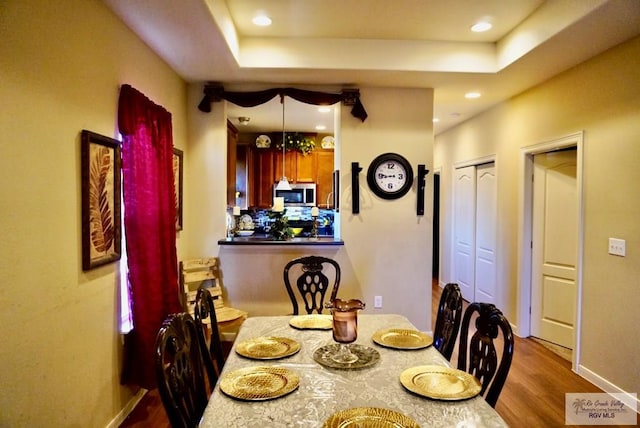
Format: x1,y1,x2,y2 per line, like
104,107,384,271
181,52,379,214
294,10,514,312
81,130,122,270
173,148,183,230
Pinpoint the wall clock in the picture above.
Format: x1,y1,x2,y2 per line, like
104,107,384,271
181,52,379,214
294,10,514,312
366,152,414,200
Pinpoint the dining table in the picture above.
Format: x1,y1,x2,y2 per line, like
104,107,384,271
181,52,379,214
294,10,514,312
199,314,508,427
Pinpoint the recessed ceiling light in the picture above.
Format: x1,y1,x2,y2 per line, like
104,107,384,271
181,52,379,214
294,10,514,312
315,125,327,131
432,118,440,123
318,106,331,113
471,21,492,32
465,92,481,99
252,15,272,26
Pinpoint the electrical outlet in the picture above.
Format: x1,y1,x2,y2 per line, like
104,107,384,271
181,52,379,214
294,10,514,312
608,238,626,257
374,295,382,308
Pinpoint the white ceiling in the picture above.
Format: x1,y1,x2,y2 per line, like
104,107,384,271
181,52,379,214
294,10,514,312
102,0,640,135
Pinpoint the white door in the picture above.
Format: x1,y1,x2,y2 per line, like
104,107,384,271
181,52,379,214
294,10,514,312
474,163,497,304
531,149,577,349
454,166,476,301
453,163,497,303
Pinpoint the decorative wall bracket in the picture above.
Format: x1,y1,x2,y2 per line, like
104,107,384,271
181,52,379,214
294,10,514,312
416,164,430,216
351,162,362,214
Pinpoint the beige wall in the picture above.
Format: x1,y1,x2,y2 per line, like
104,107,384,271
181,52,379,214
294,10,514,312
0,0,187,426
435,36,640,398
185,87,435,331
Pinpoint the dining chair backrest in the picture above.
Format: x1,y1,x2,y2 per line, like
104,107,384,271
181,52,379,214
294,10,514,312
433,282,463,360
457,302,514,407
193,287,225,388
180,257,248,343
283,255,341,315
155,312,209,428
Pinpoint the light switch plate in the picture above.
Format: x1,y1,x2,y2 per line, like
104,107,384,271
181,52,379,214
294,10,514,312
374,295,382,308
608,238,626,256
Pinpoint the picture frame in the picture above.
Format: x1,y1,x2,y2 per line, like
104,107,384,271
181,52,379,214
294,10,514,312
173,148,183,231
81,130,122,270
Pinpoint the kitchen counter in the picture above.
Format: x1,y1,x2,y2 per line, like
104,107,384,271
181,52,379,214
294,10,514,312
218,236,343,246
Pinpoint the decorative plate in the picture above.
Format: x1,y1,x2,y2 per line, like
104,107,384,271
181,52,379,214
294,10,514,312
289,314,333,330
321,136,335,149
236,336,301,360
256,134,271,148
313,344,380,369
219,366,300,401
238,214,255,230
323,407,419,428
400,365,482,401
372,328,433,350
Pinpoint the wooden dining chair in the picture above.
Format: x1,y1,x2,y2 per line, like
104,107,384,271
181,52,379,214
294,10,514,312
155,312,209,428
180,257,247,342
457,302,514,407
193,287,226,388
283,255,341,315
432,282,463,360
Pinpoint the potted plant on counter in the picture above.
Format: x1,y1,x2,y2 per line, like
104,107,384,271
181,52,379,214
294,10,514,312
267,210,293,241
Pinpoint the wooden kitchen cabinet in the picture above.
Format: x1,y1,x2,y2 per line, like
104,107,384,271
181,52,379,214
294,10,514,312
295,152,317,183
226,121,238,206
274,150,298,183
250,147,276,208
274,150,318,183
315,149,334,208
246,144,333,208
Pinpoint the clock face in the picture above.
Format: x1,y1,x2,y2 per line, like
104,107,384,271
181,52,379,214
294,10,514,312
367,153,414,199
374,161,407,191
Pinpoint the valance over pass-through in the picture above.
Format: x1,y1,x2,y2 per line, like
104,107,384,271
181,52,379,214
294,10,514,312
197,84,368,122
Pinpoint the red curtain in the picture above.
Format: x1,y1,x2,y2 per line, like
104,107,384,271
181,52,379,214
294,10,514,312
118,84,182,389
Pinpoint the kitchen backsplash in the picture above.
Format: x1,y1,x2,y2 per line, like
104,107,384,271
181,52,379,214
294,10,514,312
228,206,334,237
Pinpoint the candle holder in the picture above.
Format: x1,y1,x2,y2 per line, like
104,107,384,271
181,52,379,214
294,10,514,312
325,299,365,364
233,214,240,237
310,215,319,240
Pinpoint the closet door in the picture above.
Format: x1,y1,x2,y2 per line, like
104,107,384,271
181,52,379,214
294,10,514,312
453,166,476,301
453,163,497,303
474,163,497,304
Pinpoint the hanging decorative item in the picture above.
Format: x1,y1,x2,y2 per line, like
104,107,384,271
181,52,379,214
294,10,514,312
276,132,316,156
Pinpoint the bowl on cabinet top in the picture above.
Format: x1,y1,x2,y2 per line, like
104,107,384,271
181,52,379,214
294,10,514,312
288,227,304,237
236,230,255,237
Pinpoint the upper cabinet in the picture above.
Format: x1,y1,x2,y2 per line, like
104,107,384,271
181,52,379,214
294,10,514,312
274,150,318,184
315,149,335,209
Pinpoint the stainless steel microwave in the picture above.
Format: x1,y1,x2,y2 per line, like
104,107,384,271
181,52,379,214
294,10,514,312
274,183,317,207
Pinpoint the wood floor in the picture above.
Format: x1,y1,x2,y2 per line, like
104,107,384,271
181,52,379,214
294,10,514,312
120,281,620,427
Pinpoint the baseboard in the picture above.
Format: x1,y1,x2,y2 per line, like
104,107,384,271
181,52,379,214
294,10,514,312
106,388,148,428
577,364,639,413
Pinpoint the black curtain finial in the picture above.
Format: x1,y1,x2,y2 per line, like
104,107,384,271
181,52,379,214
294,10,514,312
197,94,211,112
